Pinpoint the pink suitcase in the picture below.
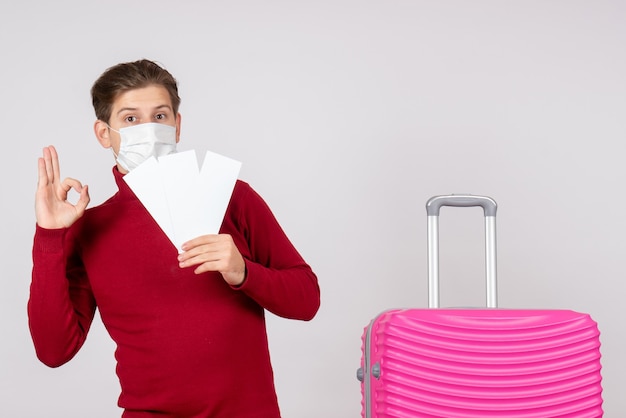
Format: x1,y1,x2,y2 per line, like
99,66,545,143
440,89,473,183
358,195,603,417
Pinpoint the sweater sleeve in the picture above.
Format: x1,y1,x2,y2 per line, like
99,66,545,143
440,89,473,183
28,225,96,368
232,184,320,321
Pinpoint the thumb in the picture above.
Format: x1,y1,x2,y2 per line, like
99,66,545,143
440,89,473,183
75,185,91,215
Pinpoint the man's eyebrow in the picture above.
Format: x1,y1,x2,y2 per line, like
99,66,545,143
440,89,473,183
116,107,137,116
116,104,173,116
153,104,173,112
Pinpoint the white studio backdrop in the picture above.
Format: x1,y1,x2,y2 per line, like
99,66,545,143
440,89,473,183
1,1,625,416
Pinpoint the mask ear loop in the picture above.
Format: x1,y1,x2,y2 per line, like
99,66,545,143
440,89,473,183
105,123,121,160
105,123,121,134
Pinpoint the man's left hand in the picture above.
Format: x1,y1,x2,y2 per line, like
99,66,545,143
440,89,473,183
178,234,246,286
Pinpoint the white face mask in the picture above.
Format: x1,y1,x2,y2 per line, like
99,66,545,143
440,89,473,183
109,123,178,172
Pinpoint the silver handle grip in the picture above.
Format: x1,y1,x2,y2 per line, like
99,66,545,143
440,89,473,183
426,194,497,216
426,194,498,309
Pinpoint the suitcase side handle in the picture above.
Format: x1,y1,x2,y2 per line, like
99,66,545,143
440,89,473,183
426,194,498,309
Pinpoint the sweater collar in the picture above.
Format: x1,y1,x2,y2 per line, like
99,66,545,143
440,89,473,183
112,166,138,201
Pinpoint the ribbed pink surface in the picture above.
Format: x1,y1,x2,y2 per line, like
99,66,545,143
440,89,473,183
361,309,603,417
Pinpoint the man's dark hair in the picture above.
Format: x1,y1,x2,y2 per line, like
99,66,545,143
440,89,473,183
91,59,181,123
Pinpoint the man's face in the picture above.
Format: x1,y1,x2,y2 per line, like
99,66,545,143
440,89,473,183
95,84,181,171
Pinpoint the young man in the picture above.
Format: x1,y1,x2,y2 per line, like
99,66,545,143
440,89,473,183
28,59,320,417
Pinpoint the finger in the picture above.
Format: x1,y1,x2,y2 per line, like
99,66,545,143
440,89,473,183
37,158,49,188
57,177,80,201
49,145,61,185
181,234,219,251
194,262,216,275
179,254,205,269
193,259,226,275
42,147,54,183
75,185,91,215
62,177,84,193
181,244,229,268
179,245,217,264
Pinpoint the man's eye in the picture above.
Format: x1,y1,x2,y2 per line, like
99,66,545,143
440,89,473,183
125,116,137,123
155,114,166,120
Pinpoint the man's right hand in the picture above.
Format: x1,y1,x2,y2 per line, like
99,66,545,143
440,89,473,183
35,145,90,229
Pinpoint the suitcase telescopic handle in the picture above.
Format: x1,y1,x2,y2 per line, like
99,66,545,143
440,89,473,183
426,195,498,309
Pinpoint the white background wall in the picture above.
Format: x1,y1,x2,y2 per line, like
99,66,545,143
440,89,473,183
1,1,625,416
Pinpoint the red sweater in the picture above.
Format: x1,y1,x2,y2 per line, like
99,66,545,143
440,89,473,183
28,167,320,417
